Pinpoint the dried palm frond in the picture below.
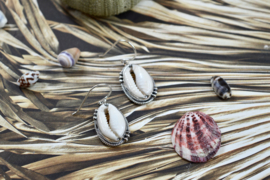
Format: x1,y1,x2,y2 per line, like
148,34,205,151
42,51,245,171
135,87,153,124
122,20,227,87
0,0,269,179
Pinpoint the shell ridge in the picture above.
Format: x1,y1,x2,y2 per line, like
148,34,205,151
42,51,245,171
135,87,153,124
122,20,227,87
190,113,208,162
199,113,220,139
190,113,205,162
197,114,218,152
174,115,185,156
186,117,197,161
178,116,186,157
198,113,221,159
181,116,190,160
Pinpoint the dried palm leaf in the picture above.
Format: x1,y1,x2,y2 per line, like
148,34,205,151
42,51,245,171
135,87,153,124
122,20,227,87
0,157,50,180
0,0,269,179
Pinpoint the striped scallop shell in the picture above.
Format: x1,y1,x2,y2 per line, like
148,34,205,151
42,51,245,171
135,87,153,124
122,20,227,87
171,112,221,163
61,0,141,17
16,71,40,88
57,48,81,68
123,65,154,99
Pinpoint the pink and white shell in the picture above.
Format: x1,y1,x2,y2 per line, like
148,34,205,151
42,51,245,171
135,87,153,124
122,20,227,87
171,111,221,163
16,71,40,88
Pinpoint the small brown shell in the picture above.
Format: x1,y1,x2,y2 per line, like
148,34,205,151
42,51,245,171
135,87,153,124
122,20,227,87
211,76,232,99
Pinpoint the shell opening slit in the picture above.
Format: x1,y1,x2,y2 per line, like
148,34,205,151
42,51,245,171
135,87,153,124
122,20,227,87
95,104,130,146
120,64,158,104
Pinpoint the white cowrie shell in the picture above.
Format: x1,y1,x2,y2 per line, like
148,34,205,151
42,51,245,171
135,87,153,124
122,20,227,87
97,104,126,141
123,65,154,99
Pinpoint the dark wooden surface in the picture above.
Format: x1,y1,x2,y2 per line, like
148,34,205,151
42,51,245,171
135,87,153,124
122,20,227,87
0,0,270,179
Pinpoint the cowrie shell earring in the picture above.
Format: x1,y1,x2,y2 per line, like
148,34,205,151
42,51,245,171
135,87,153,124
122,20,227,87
73,84,130,146
100,40,158,105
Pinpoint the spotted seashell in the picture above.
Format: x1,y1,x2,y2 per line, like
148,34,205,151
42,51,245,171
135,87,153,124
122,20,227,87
0,11,7,28
57,48,81,68
61,0,141,17
171,112,221,163
123,65,154,99
16,71,40,88
97,104,127,142
211,76,231,99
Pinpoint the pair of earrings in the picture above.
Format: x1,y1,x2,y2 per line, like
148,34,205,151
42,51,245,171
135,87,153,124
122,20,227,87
72,40,158,146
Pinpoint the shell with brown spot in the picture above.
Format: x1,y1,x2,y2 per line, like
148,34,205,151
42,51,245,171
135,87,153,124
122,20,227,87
16,71,40,88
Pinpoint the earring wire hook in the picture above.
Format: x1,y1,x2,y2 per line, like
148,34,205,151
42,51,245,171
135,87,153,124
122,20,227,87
72,84,112,116
99,39,137,65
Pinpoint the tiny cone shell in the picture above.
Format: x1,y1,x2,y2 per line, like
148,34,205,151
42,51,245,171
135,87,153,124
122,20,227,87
211,76,232,100
57,48,81,68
